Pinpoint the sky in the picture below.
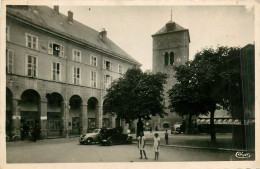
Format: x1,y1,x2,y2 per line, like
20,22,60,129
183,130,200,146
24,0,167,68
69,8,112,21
55,5,254,71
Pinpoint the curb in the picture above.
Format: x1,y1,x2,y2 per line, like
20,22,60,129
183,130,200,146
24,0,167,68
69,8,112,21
132,141,249,152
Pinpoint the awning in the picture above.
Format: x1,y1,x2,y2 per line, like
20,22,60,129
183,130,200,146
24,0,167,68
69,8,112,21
20,103,38,111
47,105,61,113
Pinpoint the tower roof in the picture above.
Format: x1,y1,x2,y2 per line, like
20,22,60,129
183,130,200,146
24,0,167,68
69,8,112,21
152,20,190,43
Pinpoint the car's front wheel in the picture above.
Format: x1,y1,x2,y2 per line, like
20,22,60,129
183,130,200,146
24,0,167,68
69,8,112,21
107,139,113,146
86,138,93,145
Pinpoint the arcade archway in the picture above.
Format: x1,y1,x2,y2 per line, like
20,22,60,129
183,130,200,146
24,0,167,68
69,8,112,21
87,97,98,132
69,95,82,135
6,88,13,137
20,89,41,131
46,92,64,136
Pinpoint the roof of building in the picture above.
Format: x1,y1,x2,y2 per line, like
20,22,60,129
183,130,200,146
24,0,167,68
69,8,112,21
152,20,190,42
7,6,141,65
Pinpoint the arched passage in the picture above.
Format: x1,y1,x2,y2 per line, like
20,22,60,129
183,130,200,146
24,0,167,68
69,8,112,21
46,92,64,136
20,89,41,131
87,97,98,132
6,88,13,137
69,95,82,135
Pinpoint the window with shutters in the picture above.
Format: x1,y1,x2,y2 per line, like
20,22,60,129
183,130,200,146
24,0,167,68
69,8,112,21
51,61,61,81
90,55,97,67
26,54,37,77
6,49,14,73
73,49,81,62
48,42,64,57
73,66,80,85
104,74,112,89
103,60,112,71
26,33,38,50
91,71,97,88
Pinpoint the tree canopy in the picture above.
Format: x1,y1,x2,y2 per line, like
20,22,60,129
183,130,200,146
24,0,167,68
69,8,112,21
103,67,168,123
168,46,243,142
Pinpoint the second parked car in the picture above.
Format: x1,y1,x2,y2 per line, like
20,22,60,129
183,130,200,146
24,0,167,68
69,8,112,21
100,128,133,146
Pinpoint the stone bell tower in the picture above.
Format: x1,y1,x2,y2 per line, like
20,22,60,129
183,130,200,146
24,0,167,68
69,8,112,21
151,18,190,128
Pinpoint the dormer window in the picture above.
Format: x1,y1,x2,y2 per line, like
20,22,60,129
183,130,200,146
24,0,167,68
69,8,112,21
48,42,64,57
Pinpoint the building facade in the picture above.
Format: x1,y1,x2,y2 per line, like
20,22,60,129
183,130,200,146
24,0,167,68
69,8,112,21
5,6,140,138
150,20,191,129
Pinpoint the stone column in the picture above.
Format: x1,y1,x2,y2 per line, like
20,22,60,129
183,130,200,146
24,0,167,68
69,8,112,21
40,100,48,138
12,98,21,136
80,103,88,134
60,102,65,137
95,105,103,128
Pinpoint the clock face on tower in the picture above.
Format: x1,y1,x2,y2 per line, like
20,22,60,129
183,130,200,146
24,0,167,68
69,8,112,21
176,58,181,62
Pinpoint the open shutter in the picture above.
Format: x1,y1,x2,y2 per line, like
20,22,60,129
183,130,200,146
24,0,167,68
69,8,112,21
61,45,64,57
110,62,113,71
48,42,53,55
103,60,106,69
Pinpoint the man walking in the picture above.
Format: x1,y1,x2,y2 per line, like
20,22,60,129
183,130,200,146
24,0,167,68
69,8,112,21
165,130,169,145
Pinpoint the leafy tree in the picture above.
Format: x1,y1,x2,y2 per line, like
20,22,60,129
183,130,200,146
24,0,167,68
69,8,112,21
168,63,208,134
103,68,168,137
168,46,242,143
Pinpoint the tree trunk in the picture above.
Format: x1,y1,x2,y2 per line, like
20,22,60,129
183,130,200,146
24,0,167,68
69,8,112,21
210,111,216,143
186,114,192,134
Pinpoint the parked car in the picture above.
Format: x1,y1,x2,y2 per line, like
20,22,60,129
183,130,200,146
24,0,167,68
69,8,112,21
171,124,182,134
100,128,133,146
78,129,103,145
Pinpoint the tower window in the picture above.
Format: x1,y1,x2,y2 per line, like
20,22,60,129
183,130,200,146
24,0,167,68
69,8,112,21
165,52,175,66
165,52,169,66
170,52,174,65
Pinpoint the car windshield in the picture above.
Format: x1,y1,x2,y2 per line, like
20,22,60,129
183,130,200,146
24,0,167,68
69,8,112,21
93,129,100,133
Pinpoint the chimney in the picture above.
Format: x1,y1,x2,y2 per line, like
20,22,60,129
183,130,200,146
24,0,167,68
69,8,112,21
99,28,107,41
68,11,73,22
54,6,59,14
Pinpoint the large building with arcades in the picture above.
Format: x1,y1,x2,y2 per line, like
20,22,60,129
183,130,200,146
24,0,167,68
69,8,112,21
6,6,140,138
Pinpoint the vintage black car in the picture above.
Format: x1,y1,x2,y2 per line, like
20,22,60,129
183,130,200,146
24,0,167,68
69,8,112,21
100,128,133,146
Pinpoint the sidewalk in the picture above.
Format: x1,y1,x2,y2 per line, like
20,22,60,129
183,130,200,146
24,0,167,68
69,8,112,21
131,131,252,152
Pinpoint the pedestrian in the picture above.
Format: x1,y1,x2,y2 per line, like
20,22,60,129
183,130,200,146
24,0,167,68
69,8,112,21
153,133,160,160
32,123,41,142
137,132,148,159
165,130,168,145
